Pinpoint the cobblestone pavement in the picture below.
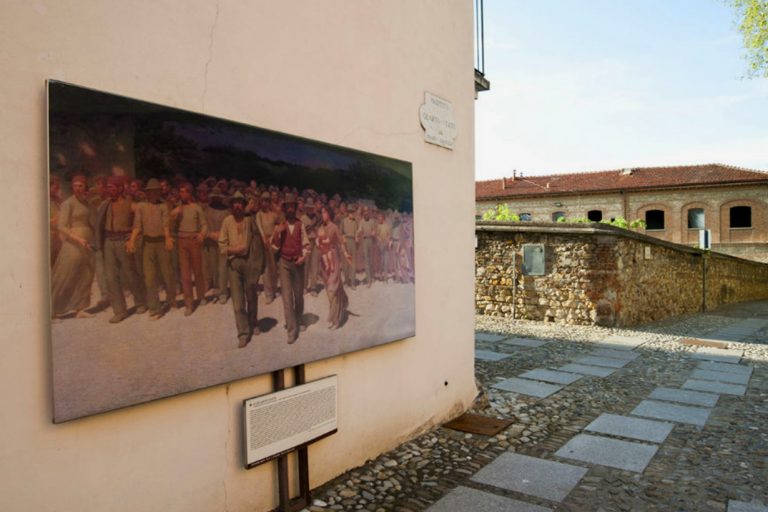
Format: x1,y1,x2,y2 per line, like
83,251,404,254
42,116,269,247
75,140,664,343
307,301,768,512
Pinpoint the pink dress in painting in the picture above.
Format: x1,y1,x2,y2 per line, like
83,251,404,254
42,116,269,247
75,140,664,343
316,221,348,328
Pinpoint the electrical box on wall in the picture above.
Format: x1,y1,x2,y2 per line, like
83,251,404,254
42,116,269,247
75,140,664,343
522,244,545,275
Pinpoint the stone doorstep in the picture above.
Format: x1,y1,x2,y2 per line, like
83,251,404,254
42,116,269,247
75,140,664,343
558,364,616,378
518,369,583,385
648,387,720,408
631,400,712,427
584,413,675,444
682,379,747,397
690,369,751,385
470,452,589,502
475,350,513,362
492,378,563,399
425,486,553,512
555,433,659,473
697,361,753,377
574,356,629,369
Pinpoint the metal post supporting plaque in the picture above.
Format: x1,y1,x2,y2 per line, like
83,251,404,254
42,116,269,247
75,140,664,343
241,364,339,512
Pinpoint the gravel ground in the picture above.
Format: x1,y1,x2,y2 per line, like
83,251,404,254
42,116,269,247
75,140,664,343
306,302,768,511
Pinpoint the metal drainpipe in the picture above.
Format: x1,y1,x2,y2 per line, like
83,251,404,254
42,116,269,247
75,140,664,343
701,254,707,312
512,249,517,319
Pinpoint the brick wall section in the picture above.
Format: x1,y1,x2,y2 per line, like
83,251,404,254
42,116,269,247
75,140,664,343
476,222,768,327
476,182,768,262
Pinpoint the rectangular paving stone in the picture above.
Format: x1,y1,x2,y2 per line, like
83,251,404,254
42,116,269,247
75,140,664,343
597,334,646,350
575,356,629,368
475,332,510,343
697,361,753,377
492,378,563,398
591,348,640,361
503,337,548,348
649,387,720,407
426,486,552,512
475,350,512,362
691,347,743,364
519,369,583,385
555,433,659,473
691,369,750,385
631,400,712,426
471,452,588,502
558,364,616,378
682,379,746,396
728,500,768,512
585,413,674,443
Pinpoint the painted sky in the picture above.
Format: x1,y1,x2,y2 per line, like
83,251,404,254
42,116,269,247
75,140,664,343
475,0,768,180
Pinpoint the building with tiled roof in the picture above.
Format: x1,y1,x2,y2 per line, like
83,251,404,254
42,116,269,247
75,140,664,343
476,164,768,262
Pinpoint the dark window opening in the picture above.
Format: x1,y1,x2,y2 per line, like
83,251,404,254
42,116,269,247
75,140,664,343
687,208,705,229
587,210,603,222
730,206,752,228
519,213,532,221
645,209,665,230
552,211,566,222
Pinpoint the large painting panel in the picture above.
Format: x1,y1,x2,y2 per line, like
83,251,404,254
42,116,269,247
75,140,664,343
48,81,414,422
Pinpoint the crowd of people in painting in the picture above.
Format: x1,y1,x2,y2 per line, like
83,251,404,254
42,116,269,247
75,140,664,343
50,173,415,347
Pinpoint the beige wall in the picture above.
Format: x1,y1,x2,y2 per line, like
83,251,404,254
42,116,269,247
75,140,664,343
0,2,477,511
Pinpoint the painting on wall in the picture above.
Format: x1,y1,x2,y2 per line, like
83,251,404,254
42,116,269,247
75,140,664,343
48,80,415,422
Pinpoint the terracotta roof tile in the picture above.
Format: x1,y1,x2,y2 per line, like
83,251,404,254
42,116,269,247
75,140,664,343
476,164,768,200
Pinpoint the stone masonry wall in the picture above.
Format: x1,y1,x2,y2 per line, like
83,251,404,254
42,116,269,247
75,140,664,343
476,222,768,327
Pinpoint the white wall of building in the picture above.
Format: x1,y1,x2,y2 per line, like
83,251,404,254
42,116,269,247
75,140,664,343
0,2,477,511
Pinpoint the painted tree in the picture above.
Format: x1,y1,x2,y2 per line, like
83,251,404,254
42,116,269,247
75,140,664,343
729,0,768,78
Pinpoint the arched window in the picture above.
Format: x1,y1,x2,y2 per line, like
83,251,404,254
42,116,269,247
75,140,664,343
687,208,705,229
587,210,603,222
552,211,566,222
730,206,752,228
645,209,665,230
519,213,532,221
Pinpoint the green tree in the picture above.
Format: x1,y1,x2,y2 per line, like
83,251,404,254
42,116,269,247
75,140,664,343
729,0,768,78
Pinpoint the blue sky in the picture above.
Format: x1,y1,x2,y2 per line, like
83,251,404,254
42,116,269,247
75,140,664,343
475,0,768,179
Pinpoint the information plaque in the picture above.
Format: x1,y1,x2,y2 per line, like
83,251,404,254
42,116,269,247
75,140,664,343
244,375,338,468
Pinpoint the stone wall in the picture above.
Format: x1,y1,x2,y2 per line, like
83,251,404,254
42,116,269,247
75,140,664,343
476,222,768,327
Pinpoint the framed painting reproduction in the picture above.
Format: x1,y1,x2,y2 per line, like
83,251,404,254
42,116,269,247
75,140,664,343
48,80,415,422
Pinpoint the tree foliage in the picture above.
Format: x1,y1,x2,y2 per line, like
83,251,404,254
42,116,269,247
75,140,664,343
482,204,520,222
729,0,768,78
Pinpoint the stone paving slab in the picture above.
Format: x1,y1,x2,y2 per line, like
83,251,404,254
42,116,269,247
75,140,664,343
558,364,616,378
492,378,564,398
728,500,768,512
590,348,640,361
519,369,583,385
574,356,629,369
597,334,646,350
475,350,513,362
584,413,674,443
471,453,588,502
682,379,747,396
503,337,548,348
475,333,510,343
425,485,553,512
691,369,751,385
697,361,753,377
555,433,659,473
690,347,743,364
631,400,712,426
649,387,720,407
